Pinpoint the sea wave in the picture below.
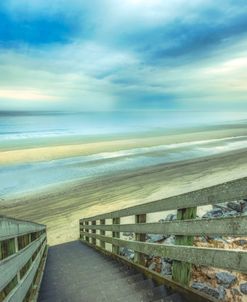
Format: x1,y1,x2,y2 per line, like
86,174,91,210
1,135,247,199
65,135,247,164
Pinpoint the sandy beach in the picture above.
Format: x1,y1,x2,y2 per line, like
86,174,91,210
1,125,247,246
1,125,247,165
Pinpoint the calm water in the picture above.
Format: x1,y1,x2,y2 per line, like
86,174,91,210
0,111,247,199
0,111,247,142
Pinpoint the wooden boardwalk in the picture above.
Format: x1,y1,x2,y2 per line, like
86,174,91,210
38,241,185,302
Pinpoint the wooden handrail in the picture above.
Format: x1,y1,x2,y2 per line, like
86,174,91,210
80,215,247,236
80,232,247,273
0,217,47,302
80,176,247,221
79,176,247,300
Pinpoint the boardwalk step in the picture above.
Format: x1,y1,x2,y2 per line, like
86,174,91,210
38,241,187,302
152,285,171,300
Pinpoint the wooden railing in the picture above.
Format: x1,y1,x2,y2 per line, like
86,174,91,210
0,216,47,302
80,177,247,301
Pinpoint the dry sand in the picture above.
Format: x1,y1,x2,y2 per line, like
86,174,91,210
1,147,247,246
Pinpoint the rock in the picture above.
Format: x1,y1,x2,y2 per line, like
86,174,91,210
206,236,228,243
194,235,207,243
165,214,177,221
147,234,165,243
202,208,224,218
232,239,247,246
231,288,241,297
119,247,134,260
218,286,226,300
243,204,247,213
191,283,226,300
227,201,242,212
222,210,239,217
216,272,237,288
205,270,216,279
148,262,156,271
240,283,247,294
163,257,173,264
213,203,233,212
122,232,134,237
159,214,176,223
161,260,172,276
163,235,176,245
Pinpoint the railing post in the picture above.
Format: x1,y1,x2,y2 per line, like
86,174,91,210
92,221,96,245
134,214,146,265
14,237,19,253
112,217,120,254
100,219,105,249
14,237,21,283
85,221,89,243
172,207,197,286
80,221,85,240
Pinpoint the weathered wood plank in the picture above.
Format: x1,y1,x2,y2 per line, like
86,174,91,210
112,217,120,254
80,232,247,273
134,214,146,265
80,177,247,222
91,221,96,245
80,215,247,236
0,216,46,241
0,234,46,291
80,232,113,244
85,221,89,243
172,207,197,286
79,221,85,240
100,219,105,249
6,241,47,302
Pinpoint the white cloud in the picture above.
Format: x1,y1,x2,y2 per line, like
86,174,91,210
0,0,247,111
0,88,57,101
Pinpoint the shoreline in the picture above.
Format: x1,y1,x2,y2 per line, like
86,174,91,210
1,125,247,166
1,147,247,205
1,148,247,245
1,123,246,151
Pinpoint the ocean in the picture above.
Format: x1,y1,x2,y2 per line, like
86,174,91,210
1,111,247,143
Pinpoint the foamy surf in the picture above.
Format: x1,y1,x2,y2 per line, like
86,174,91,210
1,134,247,199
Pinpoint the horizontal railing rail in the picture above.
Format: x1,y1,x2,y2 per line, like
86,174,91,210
6,242,46,302
80,176,247,221
0,216,46,241
81,215,247,236
0,233,46,291
79,176,247,302
0,216,47,302
80,232,247,272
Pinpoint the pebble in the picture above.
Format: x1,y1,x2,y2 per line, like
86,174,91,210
240,283,247,295
216,272,237,288
191,282,226,300
147,234,165,243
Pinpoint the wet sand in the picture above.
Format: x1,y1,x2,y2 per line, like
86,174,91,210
1,148,247,246
1,126,247,165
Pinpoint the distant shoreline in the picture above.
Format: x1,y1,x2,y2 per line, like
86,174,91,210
0,122,246,152
1,124,246,165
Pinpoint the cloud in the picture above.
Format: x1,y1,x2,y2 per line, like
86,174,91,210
0,0,246,111
0,88,57,101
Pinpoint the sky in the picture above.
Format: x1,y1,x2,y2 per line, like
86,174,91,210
0,0,247,111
